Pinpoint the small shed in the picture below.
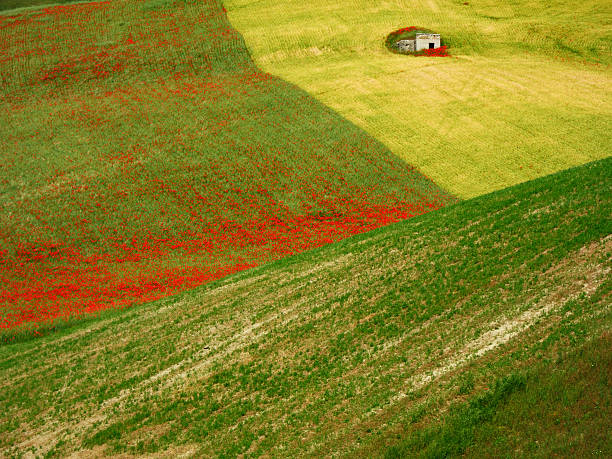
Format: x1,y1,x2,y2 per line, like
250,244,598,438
396,33,441,52
416,33,441,51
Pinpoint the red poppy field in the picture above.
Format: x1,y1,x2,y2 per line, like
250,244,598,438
0,0,456,335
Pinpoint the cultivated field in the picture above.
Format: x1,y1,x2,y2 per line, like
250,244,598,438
0,0,455,333
0,0,82,12
1,0,610,456
1,158,610,456
225,0,612,198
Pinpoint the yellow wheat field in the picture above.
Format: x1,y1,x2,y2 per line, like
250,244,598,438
225,0,612,197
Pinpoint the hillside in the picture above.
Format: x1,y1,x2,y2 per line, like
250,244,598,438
0,0,82,12
225,0,612,197
1,158,609,457
0,0,454,332
386,331,612,458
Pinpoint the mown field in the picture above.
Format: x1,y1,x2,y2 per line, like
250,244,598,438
1,158,610,457
0,0,455,333
224,0,612,198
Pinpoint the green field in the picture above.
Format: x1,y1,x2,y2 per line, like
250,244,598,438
0,0,454,332
225,0,612,198
1,158,609,456
0,0,83,12
1,0,610,456
387,331,612,457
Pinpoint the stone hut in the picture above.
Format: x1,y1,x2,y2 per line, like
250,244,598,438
396,33,441,52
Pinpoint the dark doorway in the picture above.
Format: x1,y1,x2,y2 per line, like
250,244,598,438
429,43,435,49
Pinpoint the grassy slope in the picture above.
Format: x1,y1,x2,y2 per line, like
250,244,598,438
0,0,454,331
386,331,612,458
1,158,610,457
0,0,83,12
224,0,612,198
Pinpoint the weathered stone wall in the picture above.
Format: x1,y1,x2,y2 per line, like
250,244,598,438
396,39,415,52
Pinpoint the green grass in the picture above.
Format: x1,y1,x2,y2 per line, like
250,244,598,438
0,0,454,331
1,1,610,456
386,331,612,458
224,0,612,198
386,373,529,458
0,0,83,12
1,158,610,456
467,331,612,457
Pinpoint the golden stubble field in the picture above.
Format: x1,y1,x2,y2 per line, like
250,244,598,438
225,0,612,198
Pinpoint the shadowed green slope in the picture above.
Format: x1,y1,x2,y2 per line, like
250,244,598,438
0,0,82,12
1,158,610,456
385,330,612,458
